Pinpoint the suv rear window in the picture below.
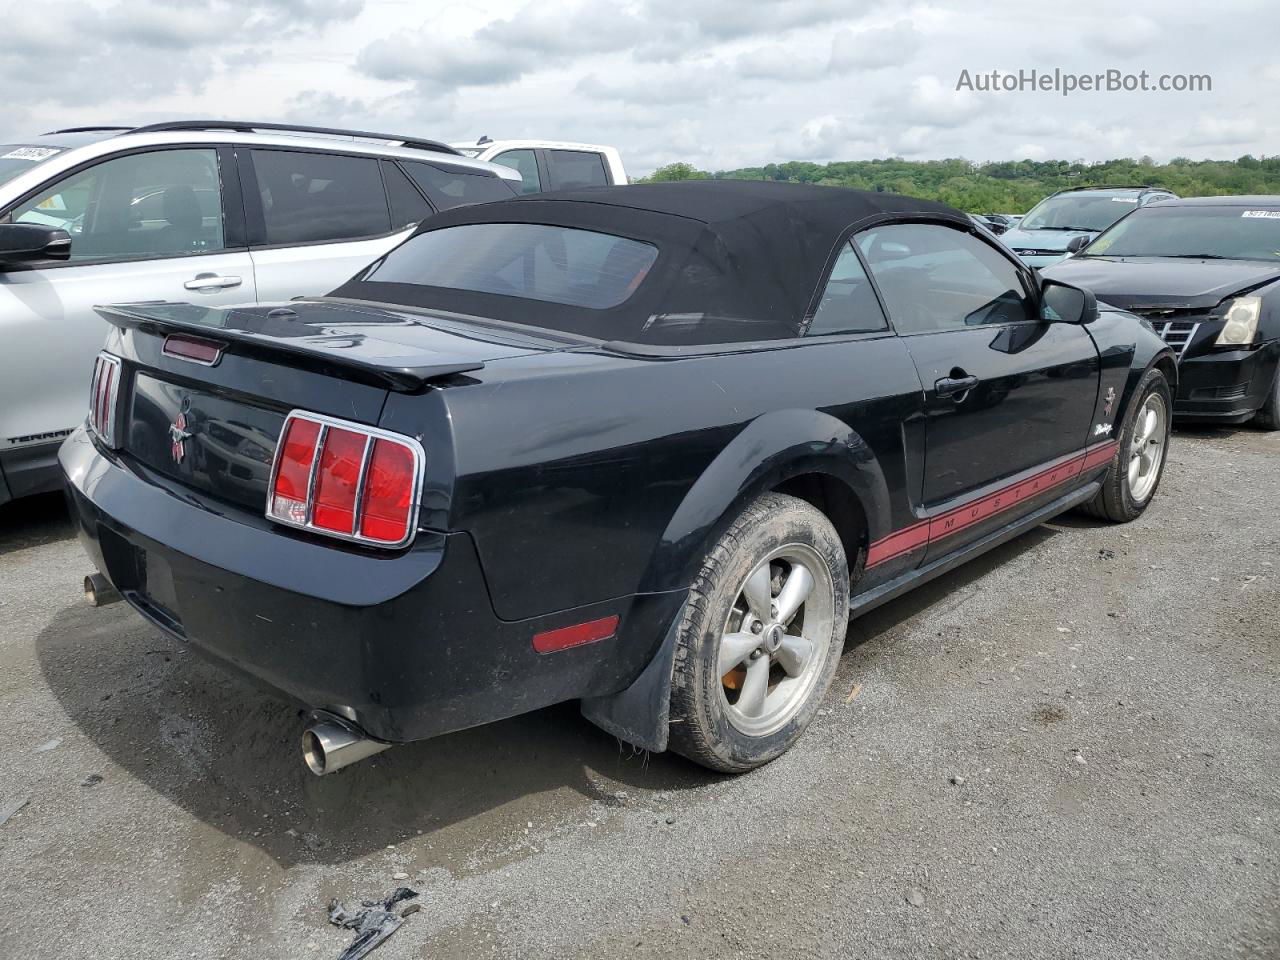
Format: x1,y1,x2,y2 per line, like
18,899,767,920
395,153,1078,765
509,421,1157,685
360,222,658,309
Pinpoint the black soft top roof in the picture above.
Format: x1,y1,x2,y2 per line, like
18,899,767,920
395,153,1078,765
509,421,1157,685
518,179,960,224
333,180,970,345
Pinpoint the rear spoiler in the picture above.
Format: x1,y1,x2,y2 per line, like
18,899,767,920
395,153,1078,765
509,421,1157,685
95,304,484,392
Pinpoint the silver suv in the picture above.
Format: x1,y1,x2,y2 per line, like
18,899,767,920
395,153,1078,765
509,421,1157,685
0,120,521,507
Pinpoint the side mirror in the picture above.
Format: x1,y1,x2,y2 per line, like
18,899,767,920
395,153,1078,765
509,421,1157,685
0,223,72,267
1040,278,1097,325
1065,235,1091,255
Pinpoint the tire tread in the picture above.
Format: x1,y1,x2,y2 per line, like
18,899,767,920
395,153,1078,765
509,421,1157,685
668,493,848,773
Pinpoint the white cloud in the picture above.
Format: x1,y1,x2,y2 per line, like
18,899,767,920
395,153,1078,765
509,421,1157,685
830,21,921,72
1172,115,1264,149
892,74,985,128
1086,14,1162,58
1,0,1276,175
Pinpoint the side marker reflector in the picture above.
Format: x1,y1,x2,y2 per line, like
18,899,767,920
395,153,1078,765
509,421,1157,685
532,615,620,655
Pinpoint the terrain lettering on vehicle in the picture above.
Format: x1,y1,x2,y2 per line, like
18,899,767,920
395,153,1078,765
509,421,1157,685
3,428,73,449
1242,210,1280,219
866,440,1118,568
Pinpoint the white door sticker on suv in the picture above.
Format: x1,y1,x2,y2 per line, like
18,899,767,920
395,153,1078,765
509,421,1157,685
1241,210,1280,219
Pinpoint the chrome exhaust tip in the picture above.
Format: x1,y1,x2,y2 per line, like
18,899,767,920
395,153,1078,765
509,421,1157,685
302,719,391,776
84,573,122,607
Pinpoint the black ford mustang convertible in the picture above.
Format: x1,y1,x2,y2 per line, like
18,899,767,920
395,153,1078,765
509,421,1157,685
62,181,1176,774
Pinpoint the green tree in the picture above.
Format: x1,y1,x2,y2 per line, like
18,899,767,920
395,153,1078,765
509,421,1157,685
638,162,709,182
633,155,1280,213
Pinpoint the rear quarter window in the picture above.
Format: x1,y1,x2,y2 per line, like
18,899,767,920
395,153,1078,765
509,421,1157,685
251,149,391,245
402,162,517,211
547,150,609,189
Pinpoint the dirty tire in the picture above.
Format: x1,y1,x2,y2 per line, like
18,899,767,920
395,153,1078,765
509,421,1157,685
1252,364,1280,431
1081,367,1172,523
668,493,849,774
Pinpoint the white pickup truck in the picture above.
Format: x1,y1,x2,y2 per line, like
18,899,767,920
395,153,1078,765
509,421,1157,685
449,139,628,194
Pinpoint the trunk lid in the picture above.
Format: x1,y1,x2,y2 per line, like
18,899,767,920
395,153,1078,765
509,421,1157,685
97,298,571,511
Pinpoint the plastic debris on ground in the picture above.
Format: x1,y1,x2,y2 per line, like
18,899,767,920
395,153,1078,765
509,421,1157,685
328,886,419,960
0,797,30,827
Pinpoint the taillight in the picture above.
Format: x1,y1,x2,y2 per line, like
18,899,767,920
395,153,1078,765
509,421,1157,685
88,353,122,448
266,412,424,548
360,440,417,542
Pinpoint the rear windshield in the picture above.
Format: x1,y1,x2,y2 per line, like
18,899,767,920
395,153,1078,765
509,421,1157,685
0,145,66,189
358,222,659,310
1084,205,1280,261
1019,193,1140,232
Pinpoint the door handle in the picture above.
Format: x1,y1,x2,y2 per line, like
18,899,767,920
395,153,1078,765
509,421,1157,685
184,273,242,292
935,373,979,398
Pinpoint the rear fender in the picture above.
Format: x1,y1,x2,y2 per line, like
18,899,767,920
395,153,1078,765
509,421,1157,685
638,408,890,594
583,408,887,752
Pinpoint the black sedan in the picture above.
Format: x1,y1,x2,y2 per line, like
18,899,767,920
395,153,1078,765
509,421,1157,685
1045,195,1280,428
62,181,1176,774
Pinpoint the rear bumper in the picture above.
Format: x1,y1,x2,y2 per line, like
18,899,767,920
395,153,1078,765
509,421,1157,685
1173,341,1280,422
60,427,683,744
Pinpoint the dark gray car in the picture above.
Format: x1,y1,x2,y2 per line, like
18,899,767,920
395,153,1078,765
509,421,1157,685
1044,195,1280,428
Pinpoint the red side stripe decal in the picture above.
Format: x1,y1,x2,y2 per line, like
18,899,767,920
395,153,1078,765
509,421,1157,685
866,441,1117,569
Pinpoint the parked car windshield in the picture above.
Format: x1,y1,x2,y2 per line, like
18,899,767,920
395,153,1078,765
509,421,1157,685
357,222,660,310
1019,193,1140,232
0,144,66,189
1084,205,1280,261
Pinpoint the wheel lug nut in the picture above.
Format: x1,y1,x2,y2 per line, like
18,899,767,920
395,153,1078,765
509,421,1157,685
751,621,763,634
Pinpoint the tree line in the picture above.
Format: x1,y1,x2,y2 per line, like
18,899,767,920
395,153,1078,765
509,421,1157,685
638,156,1280,213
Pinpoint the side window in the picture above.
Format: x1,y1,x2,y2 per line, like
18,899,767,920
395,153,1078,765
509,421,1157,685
546,150,609,190
9,148,225,262
382,161,432,230
491,149,541,194
402,161,517,211
807,242,888,336
858,223,1035,334
251,150,390,246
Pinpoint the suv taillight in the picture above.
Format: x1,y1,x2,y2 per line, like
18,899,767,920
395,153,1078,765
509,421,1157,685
89,353,121,448
266,412,424,548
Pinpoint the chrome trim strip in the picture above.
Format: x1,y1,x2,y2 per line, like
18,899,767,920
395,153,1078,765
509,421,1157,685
304,424,328,527
351,434,374,537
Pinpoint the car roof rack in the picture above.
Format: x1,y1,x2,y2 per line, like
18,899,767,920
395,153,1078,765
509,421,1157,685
124,120,460,155
43,126,136,135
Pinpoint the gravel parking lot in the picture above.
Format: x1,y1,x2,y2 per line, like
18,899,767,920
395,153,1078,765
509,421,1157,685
0,426,1276,960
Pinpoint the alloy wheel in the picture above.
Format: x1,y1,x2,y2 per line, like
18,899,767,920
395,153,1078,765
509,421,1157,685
1128,392,1168,503
717,543,835,738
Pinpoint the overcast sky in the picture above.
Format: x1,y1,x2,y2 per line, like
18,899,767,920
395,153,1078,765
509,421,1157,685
2,0,1276,175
